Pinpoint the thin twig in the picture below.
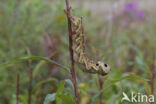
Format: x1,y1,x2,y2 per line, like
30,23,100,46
96,51,103,104
98,75,103,104
25,47,33,104
35,93,40,104
65,0,80,104
16,74,20,104
151,54,156,94
28,60,33,104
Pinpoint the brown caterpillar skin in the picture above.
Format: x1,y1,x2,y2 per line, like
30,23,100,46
69,15,110,76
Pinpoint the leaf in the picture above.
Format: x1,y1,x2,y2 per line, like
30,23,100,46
0,56,69,72
57,80,75,103
135,56,146,71
32,78,58,93
33,52,57,77
33,60,46,77
65,79,74,95
56,81,65,104
57,81,65,94
19,95,28,104
43,93,56,104
91,75,150,103
42,80,75,104
59,93,76,104
111,75,151,94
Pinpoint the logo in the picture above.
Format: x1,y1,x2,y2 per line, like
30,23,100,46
121,92,130,102
121,92,155,103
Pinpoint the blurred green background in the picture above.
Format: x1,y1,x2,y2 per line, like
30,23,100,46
0,0,155,104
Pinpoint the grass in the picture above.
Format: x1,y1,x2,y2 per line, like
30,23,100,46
0,0,155,104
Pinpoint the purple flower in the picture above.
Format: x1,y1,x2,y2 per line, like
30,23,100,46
123,0,145,19
136,11,145,18
124,0,138,12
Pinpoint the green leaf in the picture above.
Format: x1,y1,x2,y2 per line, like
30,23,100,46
19,95,28,104
56,81,65,104
33,60,46,77
32,78,58,93
111,75,151,94
91,75,150,103
57,81,65,94
59,93,76,104
43,93,56,104
65,79,74,95
0,56,69,72
135,56,147,71
43,80,75,104
33,52,57,77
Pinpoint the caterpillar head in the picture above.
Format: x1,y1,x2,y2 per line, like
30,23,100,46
69,16,81,27
96,61,110,76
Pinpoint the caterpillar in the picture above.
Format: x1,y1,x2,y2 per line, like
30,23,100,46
69,15,111,76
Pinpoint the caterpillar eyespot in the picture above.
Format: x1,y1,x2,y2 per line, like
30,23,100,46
69,15,111,76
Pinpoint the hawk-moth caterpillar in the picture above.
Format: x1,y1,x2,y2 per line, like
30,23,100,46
69,15,110,76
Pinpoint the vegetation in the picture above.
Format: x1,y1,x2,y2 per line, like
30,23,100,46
0,0,155,104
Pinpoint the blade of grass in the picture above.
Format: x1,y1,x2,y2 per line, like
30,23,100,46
32,78,58,93
0,56,69,72
33,52,57,78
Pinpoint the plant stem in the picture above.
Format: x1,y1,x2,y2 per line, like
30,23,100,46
151,54,155,94
16,74,20,104
65,0,80,103
98,75,103,104
28,61,32,104
35,93,41,104
95,51,103,104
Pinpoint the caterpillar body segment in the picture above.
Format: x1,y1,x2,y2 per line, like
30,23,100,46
69,15,110,76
